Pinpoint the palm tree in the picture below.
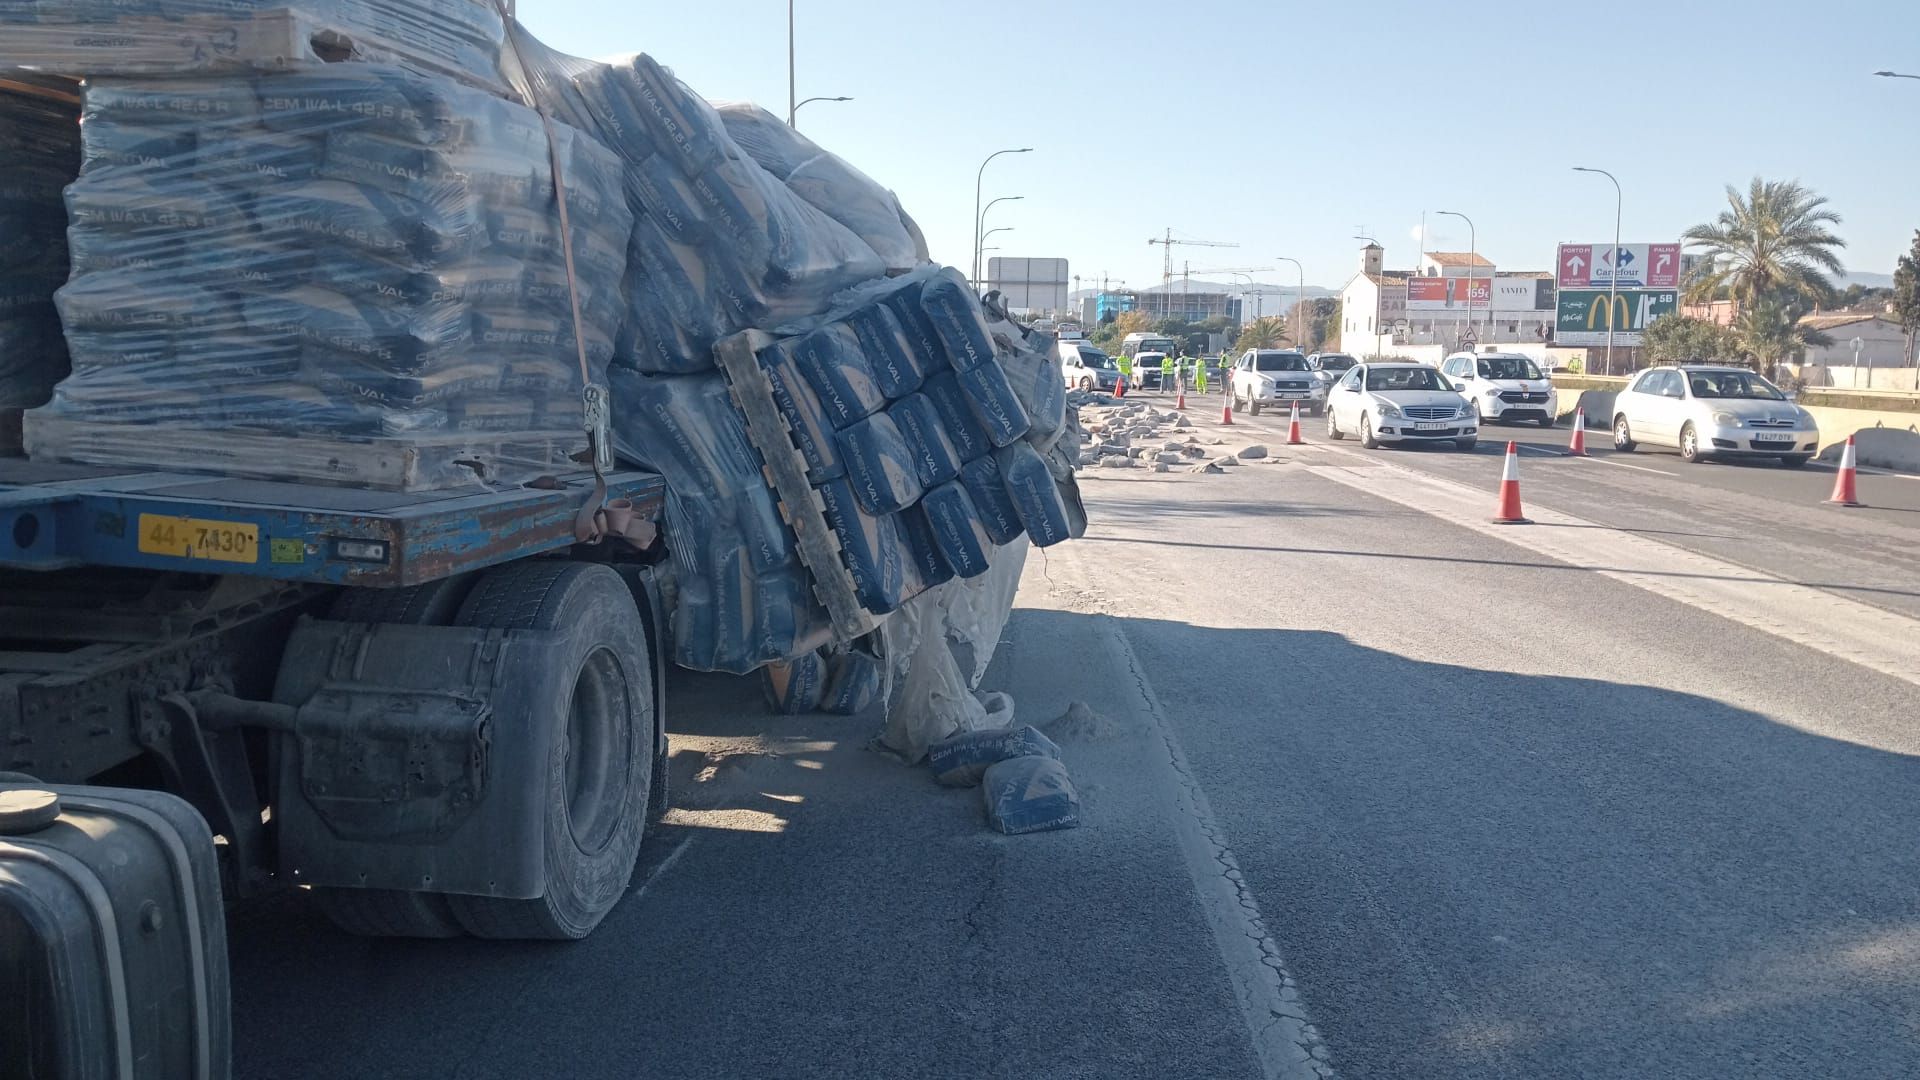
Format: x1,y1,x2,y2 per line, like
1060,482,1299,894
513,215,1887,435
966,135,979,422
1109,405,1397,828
1232,316,1289,352
1730,300,1832,378
1683,179,1845,311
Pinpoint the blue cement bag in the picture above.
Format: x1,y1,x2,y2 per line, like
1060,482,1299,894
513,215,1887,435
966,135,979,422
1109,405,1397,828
761,650,831,715
608,367,764,499
835,411,923,515
928,724,1061,788
878,277,947,375
995,441,1073,548
842,302,928,399
958,453,1024,546
919,370,993,464
760,343,845,481
982,755,1082,834
887,392,962,488
820,642,884,716
781,323,885,430
918,482,994,579
955,358,1032,448
919,267,996,372
897,503,954,593
1005,347,1067,452
817,478,909,615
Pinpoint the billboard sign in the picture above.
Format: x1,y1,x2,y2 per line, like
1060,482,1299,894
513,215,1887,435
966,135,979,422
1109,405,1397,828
1491,278,1554,312
1557,243,1683,289
1405,275,1489,311
986,256,1069,313
1553,289,1677,346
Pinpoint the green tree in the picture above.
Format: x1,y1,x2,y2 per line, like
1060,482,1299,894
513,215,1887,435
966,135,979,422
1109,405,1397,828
1683,179,1846,312
1231,316,1289,353
1894,230,1920,367
1731,301,1832,377
1643,314,1742,364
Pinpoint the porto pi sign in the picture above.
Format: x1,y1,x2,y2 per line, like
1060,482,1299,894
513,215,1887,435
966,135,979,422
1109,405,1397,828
1556,243,1682,290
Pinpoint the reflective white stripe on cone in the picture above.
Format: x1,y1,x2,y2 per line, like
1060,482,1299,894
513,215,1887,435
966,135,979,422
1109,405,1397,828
1491,440,1531,523
1829,434,1863,507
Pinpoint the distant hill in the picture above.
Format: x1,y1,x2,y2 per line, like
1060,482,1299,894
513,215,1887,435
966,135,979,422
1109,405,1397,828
1838,271,1895,290
1070,280,1339,302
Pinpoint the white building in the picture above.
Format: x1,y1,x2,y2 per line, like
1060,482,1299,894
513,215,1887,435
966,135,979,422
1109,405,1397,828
1795,313,1915,389
1338,244,1409,354
1339,243,1555,355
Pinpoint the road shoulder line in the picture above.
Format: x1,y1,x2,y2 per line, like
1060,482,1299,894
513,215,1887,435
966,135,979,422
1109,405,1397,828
1097,612,1336,1080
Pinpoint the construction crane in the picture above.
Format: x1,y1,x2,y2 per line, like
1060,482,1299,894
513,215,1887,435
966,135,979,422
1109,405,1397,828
1147,230,1237,318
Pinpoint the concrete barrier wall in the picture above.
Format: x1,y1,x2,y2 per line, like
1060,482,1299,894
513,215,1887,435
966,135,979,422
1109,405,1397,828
1548,375,1920,471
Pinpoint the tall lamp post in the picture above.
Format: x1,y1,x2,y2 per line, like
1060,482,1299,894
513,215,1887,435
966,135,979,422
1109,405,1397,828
973,148,1032,286
787,0,795,124
1274,257,1306,350
1435,210,1482,350
1873,70,1920,81
1573,167,1622,376
975,196,1022,290
791,95,851,129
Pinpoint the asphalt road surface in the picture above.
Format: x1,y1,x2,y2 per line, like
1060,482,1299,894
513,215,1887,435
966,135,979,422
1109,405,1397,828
228,398,1920,1079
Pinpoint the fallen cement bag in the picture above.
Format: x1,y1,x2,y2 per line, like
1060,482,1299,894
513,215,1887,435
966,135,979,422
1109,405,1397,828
982,755,1082,834
996,440,1075,547
957,453,1024,545
820,640,883,715
917,482,993,579
887,391,962,488
759,640,831,714
928,724,1059,788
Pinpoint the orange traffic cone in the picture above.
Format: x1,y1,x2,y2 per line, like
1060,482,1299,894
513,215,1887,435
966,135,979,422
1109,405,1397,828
1491,441,1531,524
1220,398,1234,426
1828,434,1863,507
1567,406,1588,456
1114,377,1126,399
1176,386,1187,410
1286,399,1305,446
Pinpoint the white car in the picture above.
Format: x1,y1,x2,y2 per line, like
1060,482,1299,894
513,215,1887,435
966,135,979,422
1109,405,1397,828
1325,362,1479,450
1231,350,1324,416
1440,351,1559,427
1056,341,1124,393
1611,365,1819,466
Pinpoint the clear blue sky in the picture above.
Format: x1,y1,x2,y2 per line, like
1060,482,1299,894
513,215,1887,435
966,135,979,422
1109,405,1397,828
521,0,1920,293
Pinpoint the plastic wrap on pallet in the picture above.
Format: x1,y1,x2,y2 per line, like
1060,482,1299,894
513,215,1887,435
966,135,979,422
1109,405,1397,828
0,0,509,93
816,476,908,615
715,103,921,273
610,367,829,672
504,34,889,373
834,411,921,515
26,66,630,489
918,370,993,463
887,392,961,489
957,454,1024,546
0,87,78,413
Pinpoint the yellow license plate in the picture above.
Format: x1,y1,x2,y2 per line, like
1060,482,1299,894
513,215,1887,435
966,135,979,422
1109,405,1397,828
137,514,260,564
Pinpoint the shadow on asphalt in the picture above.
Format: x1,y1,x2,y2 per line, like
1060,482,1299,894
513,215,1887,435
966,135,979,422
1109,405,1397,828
1062,611,1920,1079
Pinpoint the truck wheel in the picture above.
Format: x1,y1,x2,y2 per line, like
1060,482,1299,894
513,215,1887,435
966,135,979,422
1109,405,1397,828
447,561,654,941
311,577,480,939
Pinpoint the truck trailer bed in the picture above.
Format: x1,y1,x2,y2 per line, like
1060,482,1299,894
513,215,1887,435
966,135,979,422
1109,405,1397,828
0,458,666,587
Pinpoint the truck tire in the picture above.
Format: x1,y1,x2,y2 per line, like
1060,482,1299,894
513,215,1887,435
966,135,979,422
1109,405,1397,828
447,561,654,940
311,577,480,939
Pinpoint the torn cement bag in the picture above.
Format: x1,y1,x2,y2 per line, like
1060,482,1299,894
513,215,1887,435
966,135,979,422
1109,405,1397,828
982,756,1081,835
875,535,1029,762
927,724,1058,788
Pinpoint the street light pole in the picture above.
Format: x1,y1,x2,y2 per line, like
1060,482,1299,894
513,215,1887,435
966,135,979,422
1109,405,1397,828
1436,210,1479,350
1573,167,1622,376
791,95,852,129
975,197,1022,290
787,0,796,125
972,148,1032,287
1873,70,1920,81
1275,257,1305,349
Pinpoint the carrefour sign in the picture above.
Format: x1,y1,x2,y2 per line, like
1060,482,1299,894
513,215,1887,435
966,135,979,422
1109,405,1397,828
1557,243,1682,289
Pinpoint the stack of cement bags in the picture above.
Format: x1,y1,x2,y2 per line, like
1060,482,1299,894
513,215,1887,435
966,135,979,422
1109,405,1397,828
28,65,630,486
0,86,78,429
0,0,510,93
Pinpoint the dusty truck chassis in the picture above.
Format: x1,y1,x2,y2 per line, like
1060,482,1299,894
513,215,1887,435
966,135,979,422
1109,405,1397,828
0,467,672,941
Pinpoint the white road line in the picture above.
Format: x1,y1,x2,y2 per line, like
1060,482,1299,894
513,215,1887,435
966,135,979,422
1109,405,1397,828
1583,455,1675,475
1101,614,1335,1080
1309,461,1920,690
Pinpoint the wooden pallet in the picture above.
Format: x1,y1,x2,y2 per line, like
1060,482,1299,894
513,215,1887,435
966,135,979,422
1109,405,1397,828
714,329,878,643
22,413,583,493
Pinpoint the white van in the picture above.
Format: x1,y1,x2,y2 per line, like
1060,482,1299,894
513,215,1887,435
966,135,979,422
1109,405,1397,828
1440,351,1559,427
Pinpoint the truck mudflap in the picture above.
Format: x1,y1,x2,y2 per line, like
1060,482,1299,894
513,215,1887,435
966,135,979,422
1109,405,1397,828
271,617,575,900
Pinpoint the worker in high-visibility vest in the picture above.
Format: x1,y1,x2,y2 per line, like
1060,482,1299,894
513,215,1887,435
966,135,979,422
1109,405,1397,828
1159,354,1174,392
1116,352,1133,384
1194,355,1209,395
